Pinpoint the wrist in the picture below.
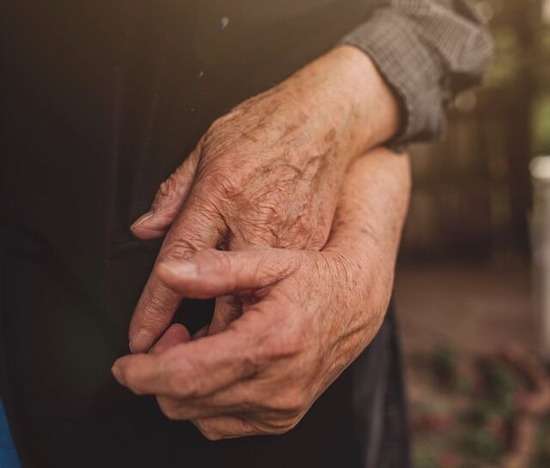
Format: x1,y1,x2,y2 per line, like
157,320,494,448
325,148,411,265
320,46,400,155
274,46,401,166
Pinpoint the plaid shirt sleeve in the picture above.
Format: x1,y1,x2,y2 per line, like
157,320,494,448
340,0,494,145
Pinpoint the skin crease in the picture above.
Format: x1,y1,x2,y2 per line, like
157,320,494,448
126,45,400,352
112,148,411,440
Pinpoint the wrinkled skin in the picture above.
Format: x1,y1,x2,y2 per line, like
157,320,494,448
113,149,411,440
127,45,400,352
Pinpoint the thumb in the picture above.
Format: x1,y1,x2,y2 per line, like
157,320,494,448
157,248,301,299
131,150,200,240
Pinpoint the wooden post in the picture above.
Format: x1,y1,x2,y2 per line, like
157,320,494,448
530,156,550,359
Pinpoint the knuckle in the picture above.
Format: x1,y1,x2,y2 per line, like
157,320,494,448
204,113,237,142
152,175,180,212
197,166,241,202
195,420,224,441
252,198,287,227
256,416,300,436
203,430,223,441
161,238,198,263
263,329,306,362
270,387,308,416
225,324,262,374
200,249,232,274
270,418,300,435
158,399,181,421
167,364,204,399
218,177,241,202
239,343,263,377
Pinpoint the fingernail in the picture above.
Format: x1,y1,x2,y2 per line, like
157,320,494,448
111,363,126,385
129,329,154,353
131,211,154,229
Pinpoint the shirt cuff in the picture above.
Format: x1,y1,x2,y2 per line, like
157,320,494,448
339,8,447,146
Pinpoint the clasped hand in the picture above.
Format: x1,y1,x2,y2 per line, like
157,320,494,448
113,244,390,440
112,47,408,440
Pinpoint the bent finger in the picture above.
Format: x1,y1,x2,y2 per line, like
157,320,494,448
193,416,259,440
208,296,242,335
157,248,301,299
116,324,258,398
152,323,191,354
131,150,200,240
129,189,226,353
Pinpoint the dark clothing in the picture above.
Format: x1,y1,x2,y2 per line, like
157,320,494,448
0,1,490,467
0,403,20,468
342,0,493,143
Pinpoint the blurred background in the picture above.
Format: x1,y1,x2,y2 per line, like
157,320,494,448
395,1,550,466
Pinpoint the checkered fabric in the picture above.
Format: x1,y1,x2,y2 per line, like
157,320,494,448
341,0,494,145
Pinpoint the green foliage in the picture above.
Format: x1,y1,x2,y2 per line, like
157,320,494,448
412,352,527,467
459,427,505,463
413,448,440,468
530,419,550,468
431,345,459,390
477,359,519,417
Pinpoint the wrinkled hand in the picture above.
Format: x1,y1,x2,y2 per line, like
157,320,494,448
113,247,390,440
113,149,410,440
127,46,399,352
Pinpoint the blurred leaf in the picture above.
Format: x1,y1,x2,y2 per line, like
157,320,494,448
533,94,550,154
459,428,505,462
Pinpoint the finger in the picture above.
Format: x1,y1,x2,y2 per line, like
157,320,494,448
209,296,242,335
151,323,191,354
115,324,259,398
112,353,166,396
193,416,258,440
157,377,255,420
156,385,248,420
193,325,209,340
129,190,226,353
156,248,301,299
131,150,200,240
154,329,250,422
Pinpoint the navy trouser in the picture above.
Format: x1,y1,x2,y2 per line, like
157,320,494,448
0,403,20,468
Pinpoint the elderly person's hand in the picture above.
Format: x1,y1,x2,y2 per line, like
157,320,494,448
112,148,410,440
126,46,399,353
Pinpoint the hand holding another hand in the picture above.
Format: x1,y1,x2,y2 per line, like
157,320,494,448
113,149,410,440
126,46,399,353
